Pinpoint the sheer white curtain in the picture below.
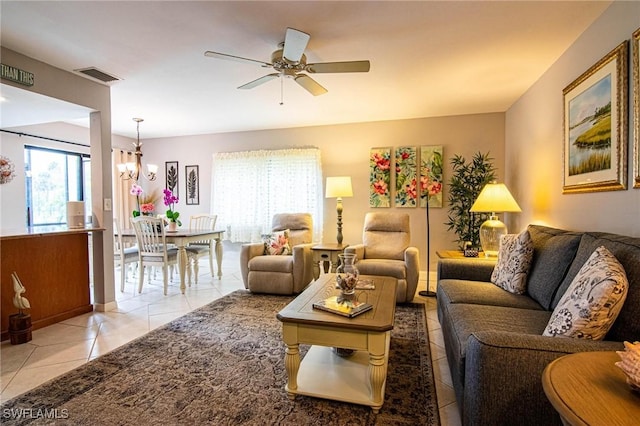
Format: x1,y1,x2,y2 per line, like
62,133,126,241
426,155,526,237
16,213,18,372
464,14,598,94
211,148,323,242
111,150,136,228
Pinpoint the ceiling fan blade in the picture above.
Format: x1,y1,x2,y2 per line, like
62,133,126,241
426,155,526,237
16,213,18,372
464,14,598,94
283,28,310,64
306,60,370,73
238,73,280,90
204,51,271,67
294,74,327,96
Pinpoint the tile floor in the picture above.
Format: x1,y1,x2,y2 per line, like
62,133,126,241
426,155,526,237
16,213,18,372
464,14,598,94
0,243,461,425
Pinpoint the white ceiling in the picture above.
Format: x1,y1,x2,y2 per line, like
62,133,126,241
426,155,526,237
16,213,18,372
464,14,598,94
0,1,611,139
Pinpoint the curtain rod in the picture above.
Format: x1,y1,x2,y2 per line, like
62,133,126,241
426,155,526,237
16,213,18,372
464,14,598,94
0,129,89,148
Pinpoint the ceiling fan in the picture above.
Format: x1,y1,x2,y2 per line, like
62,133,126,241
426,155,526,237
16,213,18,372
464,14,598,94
204,27,370,96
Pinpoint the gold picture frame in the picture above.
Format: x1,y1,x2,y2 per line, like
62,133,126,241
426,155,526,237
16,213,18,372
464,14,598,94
633,28,640,188
562,41,628,194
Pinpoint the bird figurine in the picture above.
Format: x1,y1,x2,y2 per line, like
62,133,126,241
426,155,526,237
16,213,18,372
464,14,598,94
12,272,31,314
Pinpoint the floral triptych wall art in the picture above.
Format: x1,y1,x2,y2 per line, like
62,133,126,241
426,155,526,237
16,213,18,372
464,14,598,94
420,146,444,208
420,145,442,207
395,146,418,207
369,145,444,208
369,147,391,207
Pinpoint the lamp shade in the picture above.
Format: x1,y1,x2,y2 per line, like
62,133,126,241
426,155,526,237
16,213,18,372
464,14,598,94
325,176,353,198
470,182,521,213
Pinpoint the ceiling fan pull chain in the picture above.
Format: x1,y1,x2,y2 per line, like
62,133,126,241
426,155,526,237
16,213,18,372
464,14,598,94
280,76,284,106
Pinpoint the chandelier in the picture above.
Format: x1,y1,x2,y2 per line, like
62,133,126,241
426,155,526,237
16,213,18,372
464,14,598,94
117,118,158,181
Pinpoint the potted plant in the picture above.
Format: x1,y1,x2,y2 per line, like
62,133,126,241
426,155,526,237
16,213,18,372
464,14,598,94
445,152,496,250
163,189,181,230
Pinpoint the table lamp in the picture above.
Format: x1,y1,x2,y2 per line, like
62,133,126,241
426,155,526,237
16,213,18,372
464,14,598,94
469,181,521,257
325,176,353,244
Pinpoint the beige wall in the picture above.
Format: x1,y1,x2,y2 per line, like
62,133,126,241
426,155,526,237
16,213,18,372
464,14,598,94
505,1,640,237
140,113,505,273
3,113,505,275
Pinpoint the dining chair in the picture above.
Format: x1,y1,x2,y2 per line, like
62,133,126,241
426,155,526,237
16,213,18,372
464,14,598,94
185,214,218,285
132,216,179,295
113,218,139,292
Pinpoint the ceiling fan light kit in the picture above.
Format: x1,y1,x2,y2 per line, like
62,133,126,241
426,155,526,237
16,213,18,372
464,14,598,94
205,27,370,97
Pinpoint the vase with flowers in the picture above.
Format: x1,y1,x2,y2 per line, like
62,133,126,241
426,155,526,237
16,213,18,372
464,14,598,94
140,202,155,215
130,184,157,217
130,183,144,217
163,189,181,231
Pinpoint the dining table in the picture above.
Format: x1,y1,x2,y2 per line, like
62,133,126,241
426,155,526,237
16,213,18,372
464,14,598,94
118,227,225,294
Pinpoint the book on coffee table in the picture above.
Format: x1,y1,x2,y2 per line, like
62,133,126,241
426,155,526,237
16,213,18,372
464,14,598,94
312,296,373,318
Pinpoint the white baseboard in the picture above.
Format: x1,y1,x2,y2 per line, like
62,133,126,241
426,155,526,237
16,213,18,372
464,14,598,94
94,301,118,312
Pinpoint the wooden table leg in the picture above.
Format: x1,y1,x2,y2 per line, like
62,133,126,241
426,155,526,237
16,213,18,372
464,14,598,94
282,324,300,399
214,237,223,279
312,260,321,280
368,332,389,413
178,245,189,294
284,343,300,399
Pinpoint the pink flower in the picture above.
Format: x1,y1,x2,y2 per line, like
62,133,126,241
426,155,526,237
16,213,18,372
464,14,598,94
373,179,388,195
162,189,182,225
163,188,179,207
141,203,155,214
372,152,390,171
130,184,143,196
428,182,442,196
420,175,430,191
406,178,417,199
421,173,443,198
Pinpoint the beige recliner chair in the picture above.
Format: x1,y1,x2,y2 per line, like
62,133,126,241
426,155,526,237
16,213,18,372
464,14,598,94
345,212,420,303
240,213,314,295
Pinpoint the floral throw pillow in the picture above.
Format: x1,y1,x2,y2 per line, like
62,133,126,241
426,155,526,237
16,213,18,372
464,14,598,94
543,246,628,340
263,230,292,255
490,229,534,294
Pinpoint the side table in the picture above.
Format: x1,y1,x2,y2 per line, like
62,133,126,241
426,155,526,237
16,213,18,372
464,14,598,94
436,250,496,260
311,243,348,280
542,351,640,425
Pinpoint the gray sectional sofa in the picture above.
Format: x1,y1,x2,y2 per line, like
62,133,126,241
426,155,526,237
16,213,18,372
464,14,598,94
436,224,640,425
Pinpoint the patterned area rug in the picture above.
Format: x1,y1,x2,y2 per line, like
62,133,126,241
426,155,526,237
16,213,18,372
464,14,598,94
1,290,439,425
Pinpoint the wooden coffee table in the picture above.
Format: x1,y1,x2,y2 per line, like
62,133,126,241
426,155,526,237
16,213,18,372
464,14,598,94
276,274,397,413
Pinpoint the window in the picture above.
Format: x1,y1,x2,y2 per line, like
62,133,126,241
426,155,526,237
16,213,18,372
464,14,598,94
24,146,90,226
211,148,323,242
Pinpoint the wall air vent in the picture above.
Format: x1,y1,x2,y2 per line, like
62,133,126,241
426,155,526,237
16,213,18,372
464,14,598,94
74,67,122,84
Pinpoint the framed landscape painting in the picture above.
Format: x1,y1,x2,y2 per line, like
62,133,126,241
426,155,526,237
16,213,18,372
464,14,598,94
634,28,640,188
562,41,628,194
369,147,391,207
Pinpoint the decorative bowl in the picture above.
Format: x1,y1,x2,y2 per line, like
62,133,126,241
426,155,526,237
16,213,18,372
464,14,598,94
615,341,640,392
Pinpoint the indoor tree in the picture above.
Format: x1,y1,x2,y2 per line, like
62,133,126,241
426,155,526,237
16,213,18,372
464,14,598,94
445,152,496,249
